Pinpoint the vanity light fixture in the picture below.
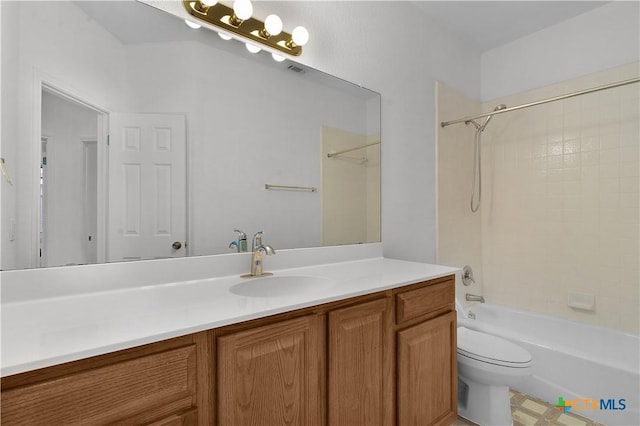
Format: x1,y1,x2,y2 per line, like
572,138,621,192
195,0,218,12
261,14,283,38
289,26,309,48
183,0,308,57
229,0,253,27
184,19,202,29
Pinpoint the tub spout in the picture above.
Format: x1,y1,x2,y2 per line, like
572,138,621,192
466,293,485,303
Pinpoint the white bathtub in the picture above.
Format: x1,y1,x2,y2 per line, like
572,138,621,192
458,303,640,426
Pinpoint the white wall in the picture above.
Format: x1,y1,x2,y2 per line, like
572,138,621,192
482,1,640,101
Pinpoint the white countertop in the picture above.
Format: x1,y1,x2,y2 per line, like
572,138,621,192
1,256,457,377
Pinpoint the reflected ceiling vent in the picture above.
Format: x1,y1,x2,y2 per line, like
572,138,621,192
287,64,306,73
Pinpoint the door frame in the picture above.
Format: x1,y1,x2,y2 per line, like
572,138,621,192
32,72,110,267
82,139,98,264
39,136,49,268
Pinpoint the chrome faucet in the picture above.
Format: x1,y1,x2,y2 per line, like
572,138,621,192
246,231,275,277
465,293,485,303
229,229,248,253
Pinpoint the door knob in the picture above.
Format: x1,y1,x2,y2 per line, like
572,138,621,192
172,241,182,250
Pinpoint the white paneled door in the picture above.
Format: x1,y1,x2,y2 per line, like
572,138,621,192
108,113,187,262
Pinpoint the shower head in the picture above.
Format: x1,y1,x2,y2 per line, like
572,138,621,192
480,103,507,131
480,103,507,132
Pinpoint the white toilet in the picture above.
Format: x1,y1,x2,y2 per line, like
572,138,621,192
457,326,533,426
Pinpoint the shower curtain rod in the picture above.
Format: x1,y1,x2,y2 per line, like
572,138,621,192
440,77,640,128
327,141,380,158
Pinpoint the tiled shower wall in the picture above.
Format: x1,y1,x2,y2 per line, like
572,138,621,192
480,63,639,333
438,62,639,333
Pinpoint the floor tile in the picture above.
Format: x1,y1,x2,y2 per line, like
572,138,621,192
451,389,604,426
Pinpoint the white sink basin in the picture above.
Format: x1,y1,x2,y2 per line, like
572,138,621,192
229,275,335,298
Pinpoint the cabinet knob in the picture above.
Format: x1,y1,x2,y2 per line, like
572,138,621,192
172,241,182,250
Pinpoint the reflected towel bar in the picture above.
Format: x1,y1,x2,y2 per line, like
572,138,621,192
265,184,317,192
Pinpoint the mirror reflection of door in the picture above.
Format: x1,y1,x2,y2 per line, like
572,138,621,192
41,89,100,267
107,113,187,262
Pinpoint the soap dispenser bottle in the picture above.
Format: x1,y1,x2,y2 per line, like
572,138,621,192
235,229,248,252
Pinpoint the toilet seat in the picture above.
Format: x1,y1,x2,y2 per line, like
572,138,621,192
457,327,532,368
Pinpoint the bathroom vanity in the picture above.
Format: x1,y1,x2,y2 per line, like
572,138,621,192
0,252,457,426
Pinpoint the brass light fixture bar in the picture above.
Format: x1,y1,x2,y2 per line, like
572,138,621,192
183,0,304,56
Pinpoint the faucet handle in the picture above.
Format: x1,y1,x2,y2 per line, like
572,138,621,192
462,265,475,286
229,240,238,252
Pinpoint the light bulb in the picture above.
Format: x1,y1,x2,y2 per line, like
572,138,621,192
195,0,217,12
246,43,261,54
218,32,232,41
185,19,201,29
291,26,309,46
272,53,285,62
233,0,253,21
264,14,283,37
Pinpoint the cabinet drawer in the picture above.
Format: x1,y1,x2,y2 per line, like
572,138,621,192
396,279,454,324
1,345,197,425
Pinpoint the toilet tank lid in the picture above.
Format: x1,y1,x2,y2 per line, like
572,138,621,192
458,327,532,364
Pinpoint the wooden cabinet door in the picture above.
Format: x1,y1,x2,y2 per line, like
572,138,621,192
328,298,392,426
217,315,325,426
1,344,197,426
397,311,457,426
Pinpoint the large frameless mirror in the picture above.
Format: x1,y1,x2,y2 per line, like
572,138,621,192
0,0,380,270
